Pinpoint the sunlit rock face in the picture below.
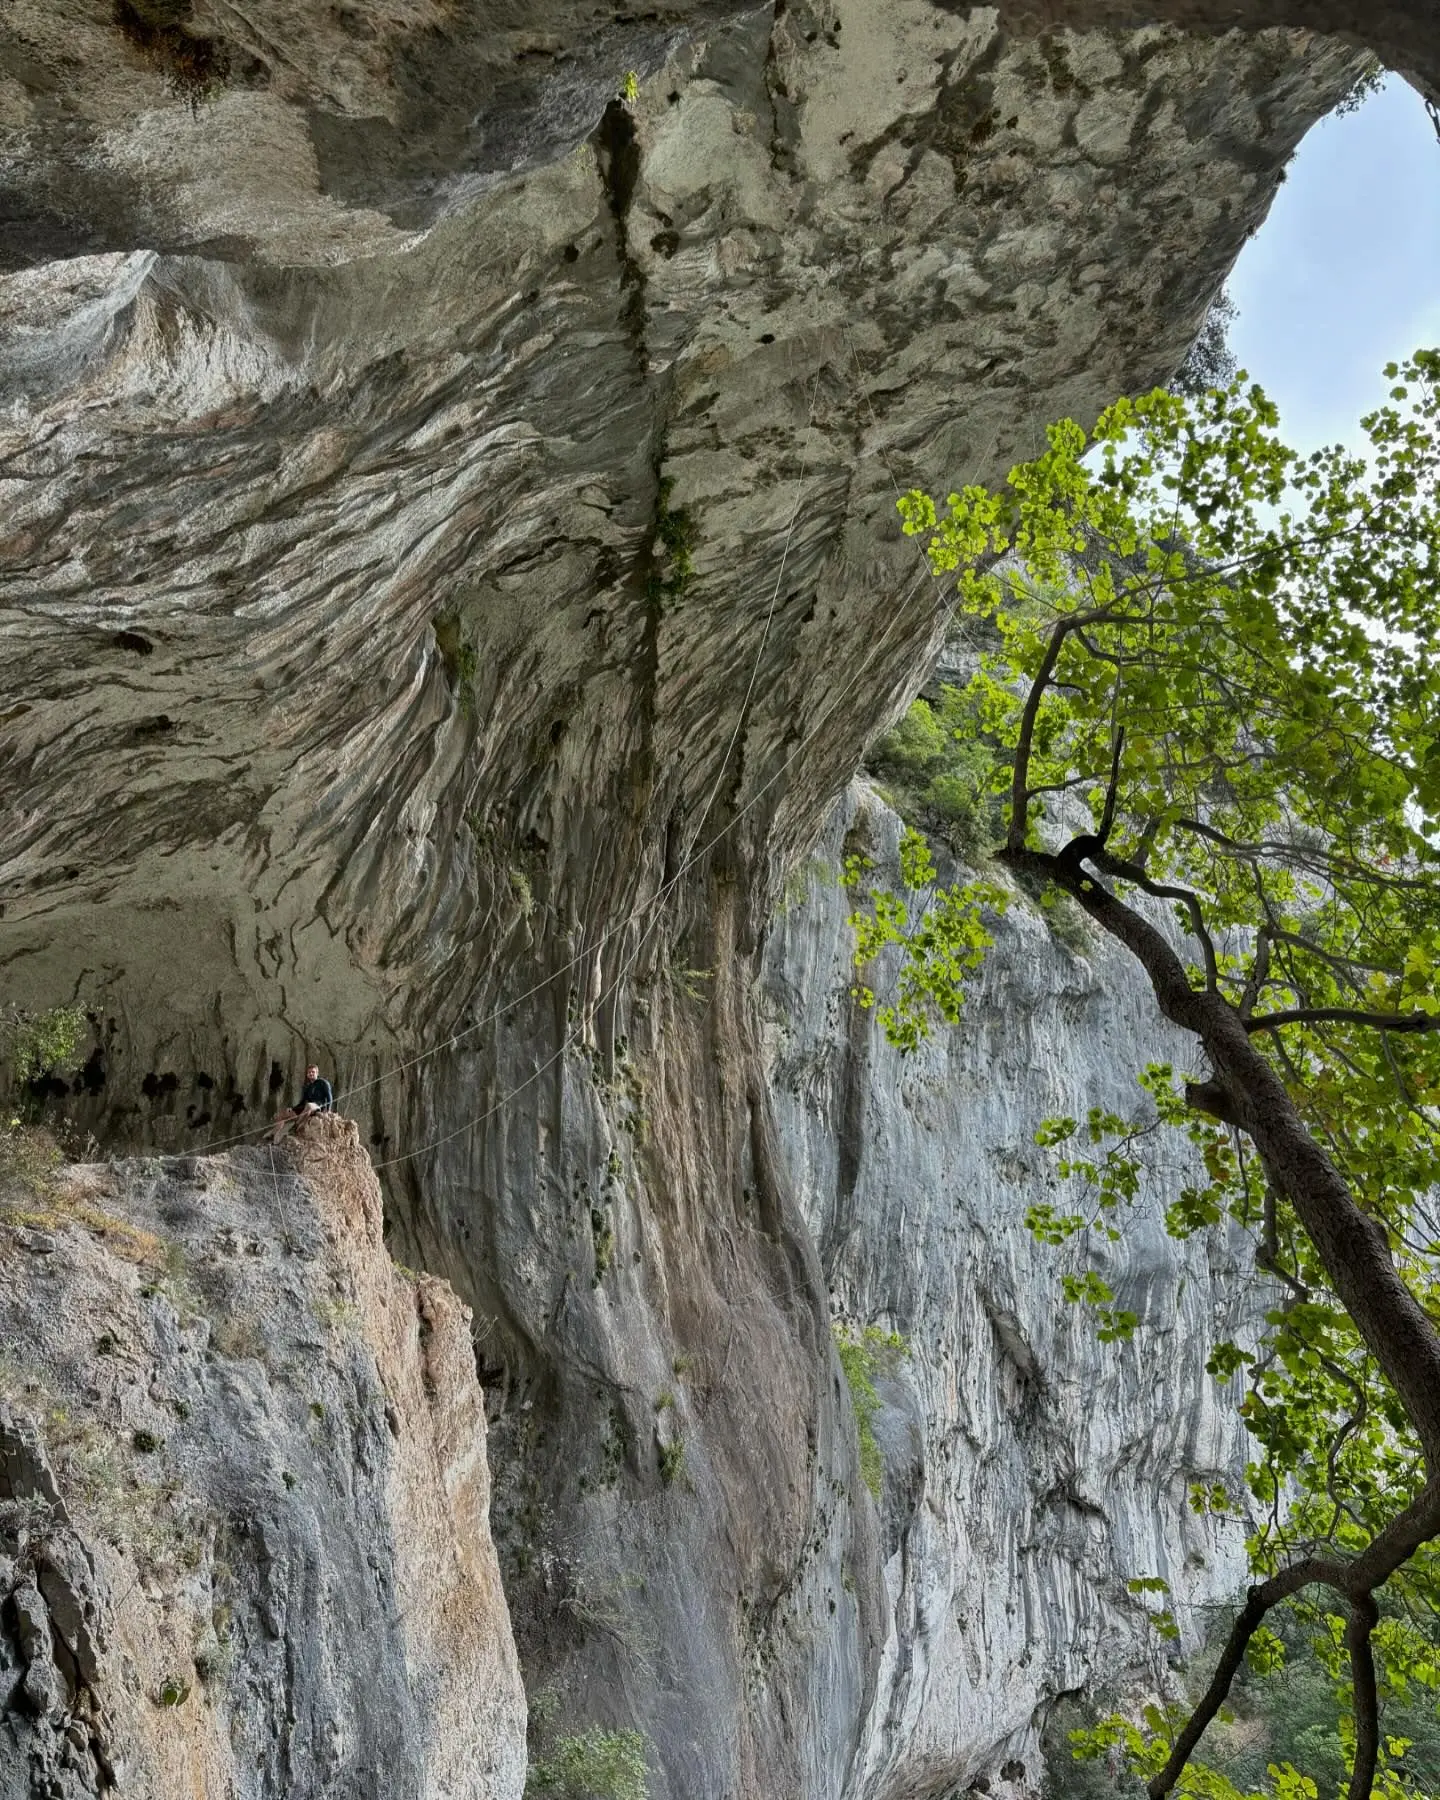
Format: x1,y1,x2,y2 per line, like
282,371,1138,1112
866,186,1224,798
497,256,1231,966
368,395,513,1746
762,787,1256,1795
0,5,1357,1797
0,1116,525,1800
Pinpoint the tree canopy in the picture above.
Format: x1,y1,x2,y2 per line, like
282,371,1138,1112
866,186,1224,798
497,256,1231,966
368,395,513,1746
849,352,1440,1799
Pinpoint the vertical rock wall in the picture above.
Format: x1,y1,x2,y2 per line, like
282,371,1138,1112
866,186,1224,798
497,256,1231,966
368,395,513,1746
0,1117,525,1800
761,788,1257,1794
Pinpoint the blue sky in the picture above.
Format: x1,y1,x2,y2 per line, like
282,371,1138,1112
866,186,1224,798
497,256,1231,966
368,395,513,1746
1227,76,1440,457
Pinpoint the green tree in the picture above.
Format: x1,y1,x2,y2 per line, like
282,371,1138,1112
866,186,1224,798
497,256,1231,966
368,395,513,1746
526,1728,649,1800
1171,291,1239,399
850,353,1440,1800
2,1004,87,1086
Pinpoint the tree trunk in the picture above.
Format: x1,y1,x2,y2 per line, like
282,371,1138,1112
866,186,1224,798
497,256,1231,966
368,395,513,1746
1004,844,1440,1467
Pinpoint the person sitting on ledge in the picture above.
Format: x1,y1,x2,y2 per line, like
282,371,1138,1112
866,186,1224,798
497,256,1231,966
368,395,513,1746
271,1063,334,1143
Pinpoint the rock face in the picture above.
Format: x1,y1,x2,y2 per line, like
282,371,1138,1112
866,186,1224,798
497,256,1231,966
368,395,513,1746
762,787,1256,1793
0,8,1360,1127
0,5,1365,1799
0,1115,525,1800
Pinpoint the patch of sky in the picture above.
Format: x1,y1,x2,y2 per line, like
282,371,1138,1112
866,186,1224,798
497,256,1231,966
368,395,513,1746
1226,75,1440,459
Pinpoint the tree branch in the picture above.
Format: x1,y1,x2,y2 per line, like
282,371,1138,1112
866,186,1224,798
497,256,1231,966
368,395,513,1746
1006,606,1119,852
1246,1007,1440,1036
1255,1184,1309,1300
1239,930,1272,1020
1097,725,1125,846
1345,1478,1440,1590
1001,841,1440,1467
1146,1560,1349,1800
1176,816,1436,894
1186,1077,1245,1129
1079,842,1220,992
1346,1594,1380,1800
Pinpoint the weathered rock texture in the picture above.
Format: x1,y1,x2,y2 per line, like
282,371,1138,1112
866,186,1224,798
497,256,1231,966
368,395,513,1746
0,1114,525,1800
0,4,1370,1798
763,787,1256,1792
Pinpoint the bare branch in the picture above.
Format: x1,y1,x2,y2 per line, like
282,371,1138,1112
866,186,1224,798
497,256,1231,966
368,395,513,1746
1007,606,1120,852
1176,816,1437,894
1256,1184,1310,1301
1267,929,1399,982
1097,725,1126,847
1025,771,1112,800
1247,1007,1440,1036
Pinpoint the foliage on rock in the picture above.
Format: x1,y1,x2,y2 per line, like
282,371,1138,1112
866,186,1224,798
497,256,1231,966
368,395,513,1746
852,352,1440,1799
526,1727,649,1800
2,1005,87,1086
866,685,1007,862
832,1323,907,1502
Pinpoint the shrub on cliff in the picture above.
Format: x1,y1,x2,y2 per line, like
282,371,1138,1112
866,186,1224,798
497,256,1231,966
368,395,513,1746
832,1323,907,1501
2,1004,87,1087
849,352,1440,1800
525,1727,648,1800
866,685,1006,864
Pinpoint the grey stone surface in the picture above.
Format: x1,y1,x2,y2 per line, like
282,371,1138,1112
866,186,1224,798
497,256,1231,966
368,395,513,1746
0,1116,525,1800
0,8,1365,1798
761,785,1258,1794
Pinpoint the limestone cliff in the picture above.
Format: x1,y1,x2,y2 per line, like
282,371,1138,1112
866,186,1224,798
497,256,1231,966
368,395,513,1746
763,787,1257,1792
0,1115,525,1799
0,4,1370,1797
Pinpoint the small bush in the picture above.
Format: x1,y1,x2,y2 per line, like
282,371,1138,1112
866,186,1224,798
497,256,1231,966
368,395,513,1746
526,1727,649,1800
866,687,1005,863
832,1323,906,1502
1041,889,1093,958
155,1674,191,1708
434,613,479,713
509,867,535,918
2,1005,87,1086
1333,56,1385,116
657,1437,685,1487
1041,1695,1144,1800
0,1120,63,1195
